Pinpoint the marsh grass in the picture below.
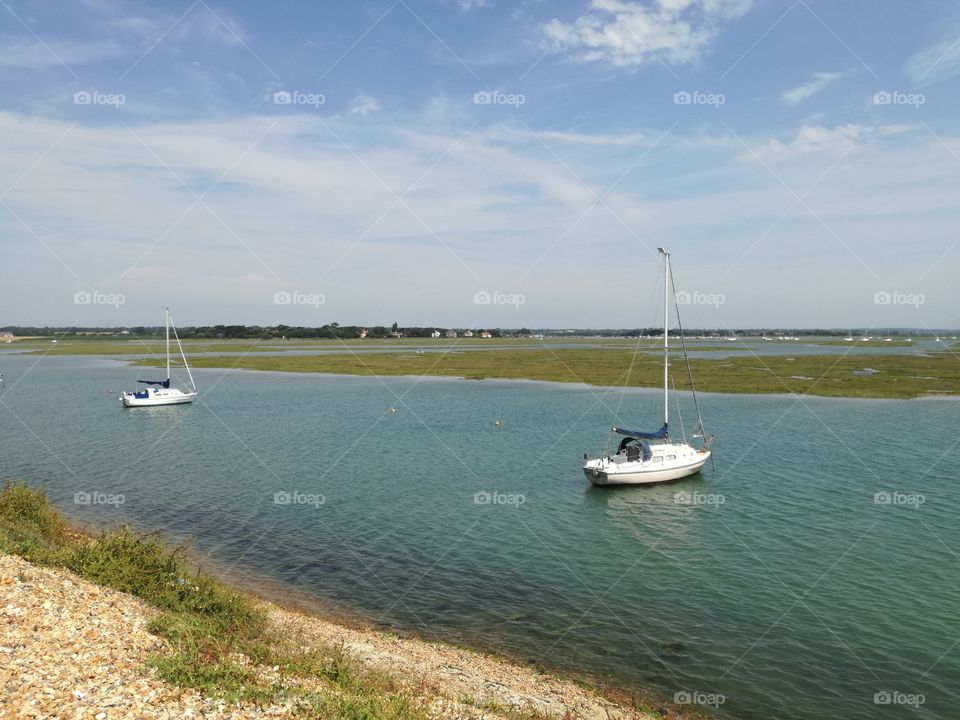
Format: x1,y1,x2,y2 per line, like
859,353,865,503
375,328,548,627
145,348,960,399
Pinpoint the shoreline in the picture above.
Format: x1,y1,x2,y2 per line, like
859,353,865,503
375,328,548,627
0,550,679,720
0,486,696,720
123,356,960,401
114,343,960,400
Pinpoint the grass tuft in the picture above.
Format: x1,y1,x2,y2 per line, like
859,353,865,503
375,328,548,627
0,481,430,719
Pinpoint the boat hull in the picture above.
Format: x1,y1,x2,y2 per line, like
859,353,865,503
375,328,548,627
583,450,710,486
121,390,196,407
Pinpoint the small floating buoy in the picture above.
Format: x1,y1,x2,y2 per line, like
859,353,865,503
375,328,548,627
494,420,501,428
389,408,397,413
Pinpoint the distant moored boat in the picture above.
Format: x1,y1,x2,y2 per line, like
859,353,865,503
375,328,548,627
120,307,197,408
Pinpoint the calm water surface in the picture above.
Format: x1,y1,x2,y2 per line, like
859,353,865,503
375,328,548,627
0,353,956,720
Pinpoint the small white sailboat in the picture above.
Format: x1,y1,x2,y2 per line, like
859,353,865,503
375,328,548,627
583,248,712,486
121,307,197,408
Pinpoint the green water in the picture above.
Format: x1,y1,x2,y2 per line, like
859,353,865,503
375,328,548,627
0,353,956,719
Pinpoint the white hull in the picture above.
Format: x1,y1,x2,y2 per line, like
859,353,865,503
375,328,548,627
584,446,710,486
121,389,196,407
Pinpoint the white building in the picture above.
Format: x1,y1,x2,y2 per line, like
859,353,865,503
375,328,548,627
430,330,441,338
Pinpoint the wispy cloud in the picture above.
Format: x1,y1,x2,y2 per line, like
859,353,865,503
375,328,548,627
751,123,915,161
349,94,381,117
780,70,853,106
452,0,489,10
0,37,123,70
904,28,960,87
540,0,754,68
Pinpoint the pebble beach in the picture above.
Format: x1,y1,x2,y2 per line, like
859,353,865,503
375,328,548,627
0,552,662,720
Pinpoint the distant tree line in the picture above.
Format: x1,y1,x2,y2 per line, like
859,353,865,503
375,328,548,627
0,326,939,339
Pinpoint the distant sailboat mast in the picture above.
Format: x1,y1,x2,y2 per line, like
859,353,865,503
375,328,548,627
165,307,171,382
659,247,669,432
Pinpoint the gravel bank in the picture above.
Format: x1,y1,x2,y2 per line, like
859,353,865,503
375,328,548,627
1,553,662,719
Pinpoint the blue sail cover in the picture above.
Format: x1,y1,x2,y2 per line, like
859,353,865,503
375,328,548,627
613,423,668,440
137,379,170,388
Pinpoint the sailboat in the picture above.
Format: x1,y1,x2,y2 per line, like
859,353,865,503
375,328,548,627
583,248,712,486
120,307,197,407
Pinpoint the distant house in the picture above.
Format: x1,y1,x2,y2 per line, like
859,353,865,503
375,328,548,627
359,329,368,339
119,330,130,335
463,330,474,338
480,331,492,338
430,330,441,338
388,331,402,338
446,330,457,338
0,332,12,338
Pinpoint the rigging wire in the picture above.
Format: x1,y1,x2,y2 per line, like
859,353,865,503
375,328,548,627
667,261,712,449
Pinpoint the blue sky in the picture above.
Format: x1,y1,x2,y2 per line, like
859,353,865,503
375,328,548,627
1,0,958,328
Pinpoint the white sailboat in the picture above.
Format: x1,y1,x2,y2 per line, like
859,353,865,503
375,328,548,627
583,248,712,486
121,307,197,408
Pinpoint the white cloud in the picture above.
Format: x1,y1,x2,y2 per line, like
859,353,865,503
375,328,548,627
0,110,953,327
540,0,754,67
780,70,853,106
453,0,489,9
904,30,960,87
349,94,381,116
751,123,914,161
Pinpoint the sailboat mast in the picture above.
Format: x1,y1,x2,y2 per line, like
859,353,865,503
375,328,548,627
658,248,669,428
165,307,171,381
